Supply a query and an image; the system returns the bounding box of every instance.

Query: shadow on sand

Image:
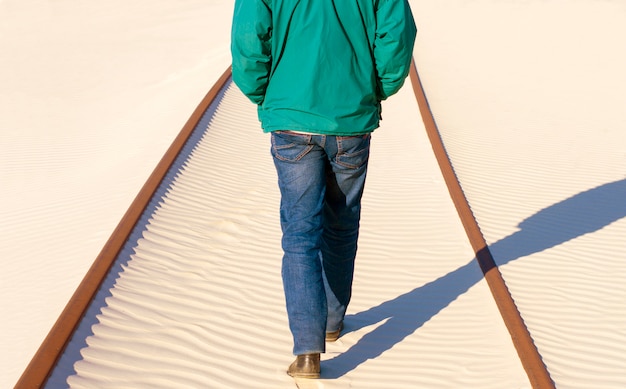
[322,178,626,378]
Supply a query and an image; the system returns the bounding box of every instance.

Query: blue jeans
[271,131,371,355]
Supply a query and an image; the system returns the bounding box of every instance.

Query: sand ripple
[414,1,626,386]
[46,82,531,388]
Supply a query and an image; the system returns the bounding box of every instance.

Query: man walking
[231,0,416,378]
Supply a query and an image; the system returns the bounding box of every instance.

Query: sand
[1,0,624,388]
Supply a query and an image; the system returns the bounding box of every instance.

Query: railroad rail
[409,61,555,389]
[15,62,554,388]
[14,68,233,389]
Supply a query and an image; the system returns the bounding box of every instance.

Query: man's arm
[231,0,272,105]
[374,0,417,100]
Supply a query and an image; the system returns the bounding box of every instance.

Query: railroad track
[14,67,232,389]
[409,62,554,389]
[15,63,554,388]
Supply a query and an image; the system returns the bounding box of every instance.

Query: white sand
[413,1,626,387]
[1,0,624,388]
[45,79,528,388]
[0,1,231,386]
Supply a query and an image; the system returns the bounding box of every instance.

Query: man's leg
[321,134,371,335]
[271,131,328,356]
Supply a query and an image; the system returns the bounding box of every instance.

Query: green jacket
[231,0,416,135]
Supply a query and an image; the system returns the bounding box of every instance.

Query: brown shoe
[287,353,320,378]
[325,322,344,342]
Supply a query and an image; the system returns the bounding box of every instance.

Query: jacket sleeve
[374,0,417,100]
[230,0,272,105]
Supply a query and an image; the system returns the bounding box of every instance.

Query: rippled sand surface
[47,82,527,388]
[415,1,626,387]
[3,1,625,388]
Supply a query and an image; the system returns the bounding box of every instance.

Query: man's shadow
[322,178,626,378]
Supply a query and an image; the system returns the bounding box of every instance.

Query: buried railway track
[15,62,554,388]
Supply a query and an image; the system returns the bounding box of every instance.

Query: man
[231,0,416,378]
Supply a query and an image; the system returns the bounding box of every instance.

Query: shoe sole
[287,372,320,379]
[325,332,340,342]
[325,322,344,342]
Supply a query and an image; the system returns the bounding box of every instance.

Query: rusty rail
[15,67,233,389]
[17,60,554,388]
[409,60,555,389]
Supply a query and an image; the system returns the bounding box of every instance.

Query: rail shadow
[323,178,626,378]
